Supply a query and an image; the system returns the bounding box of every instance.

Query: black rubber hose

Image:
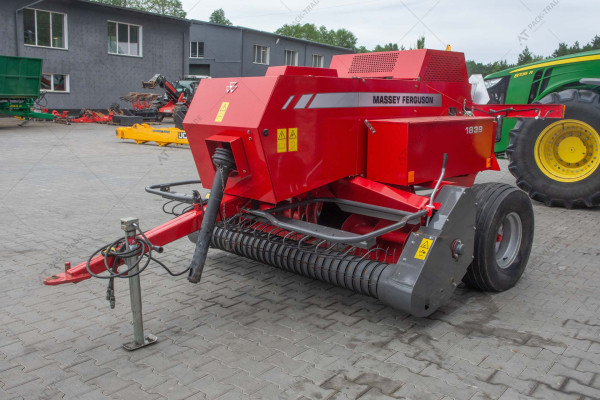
[188,148,236,283]
[211,225,390,298]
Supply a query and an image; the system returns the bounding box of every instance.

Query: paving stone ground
[0,119,599,400]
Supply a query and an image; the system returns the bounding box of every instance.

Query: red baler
[46,50,564,320]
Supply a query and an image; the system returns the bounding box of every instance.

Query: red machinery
[142,74,191,127]
[45,50,564,326]
[51,109,113,124]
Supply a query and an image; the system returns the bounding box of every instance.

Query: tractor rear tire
[507,90,600,208]
[463,183,534,292]
[173,104,188,130]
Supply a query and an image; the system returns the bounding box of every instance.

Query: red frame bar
[44,207,204,285]
[472,104,565,119]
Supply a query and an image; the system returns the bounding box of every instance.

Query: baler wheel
[463,183,534,292]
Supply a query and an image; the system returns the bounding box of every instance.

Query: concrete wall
[1,0,189,109]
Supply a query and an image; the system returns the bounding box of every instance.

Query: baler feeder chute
[45,50,562,325]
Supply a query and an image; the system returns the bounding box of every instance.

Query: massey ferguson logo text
[304,92,442,109]
[226,82,238,93]
[372,95,436,105]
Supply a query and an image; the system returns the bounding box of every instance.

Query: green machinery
[0,55,55,122]
[485,50,600,208]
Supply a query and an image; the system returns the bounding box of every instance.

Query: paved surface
[0,119,599,400]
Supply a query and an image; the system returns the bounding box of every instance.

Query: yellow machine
[115,124,189,146]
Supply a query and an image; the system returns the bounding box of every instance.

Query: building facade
[188,21,354,78]
[1,0,353,110]
[1,0,189,109]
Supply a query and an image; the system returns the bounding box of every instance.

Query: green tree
[466,60,512,76]
[368,37,421,53]
[552,36,600,57]
[144,0,186,18]
[94,0,125,5]
[275,23,357,49]
[552,42,570,58]
[582,35,600,51]
[467,36,600,77]
[91,0,185,17]
[331,28,358,49]
[415,36,425,50]
[517,46,543,65]
[373,43,399,52]
[209,9,232,26]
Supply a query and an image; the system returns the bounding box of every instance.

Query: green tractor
[0,55,55,124]
[485,50,600,208]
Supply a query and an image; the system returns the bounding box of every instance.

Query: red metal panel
[330,50,428,79]
[205,135,251,179]
[258,75,363,203]
[265,65,338,77]
[330,177,430,213]
[366,116,495,186]
[183,76,278,203]
[330,49,468,83]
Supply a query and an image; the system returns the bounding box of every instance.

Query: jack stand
[120,217,158,351]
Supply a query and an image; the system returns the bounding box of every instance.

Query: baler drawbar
[45,50,564,347]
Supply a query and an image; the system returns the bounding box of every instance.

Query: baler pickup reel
[45,49,565,349]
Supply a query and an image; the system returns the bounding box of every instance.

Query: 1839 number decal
[465,125,483,134]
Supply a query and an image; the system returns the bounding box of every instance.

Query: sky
[179,0,599,64]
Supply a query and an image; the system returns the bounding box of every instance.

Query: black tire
[507,90,600,208]
[173,104,188,130]
[109,103,122,114]
[463,183,534,292]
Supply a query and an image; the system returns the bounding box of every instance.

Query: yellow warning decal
[277,129,287,153]
[414,238,433,260]
[214,102,229,122]
[288,128,298,152]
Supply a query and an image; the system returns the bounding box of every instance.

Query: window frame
[23,8,68,50]
[41,73,70,93]
[107,20,143,57]
[284,50,299,66]
[312,54,324,68]
[190,41,205,59]
[253,45,270,65]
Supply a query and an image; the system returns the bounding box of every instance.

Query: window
[190,42,204,58]
[23,8,66,49]
[312,54,324,68]
[284,50,298,66]
[253,45,270,65]
[108,21,142,56]
[189,64,210,76]
[41,73,69,92]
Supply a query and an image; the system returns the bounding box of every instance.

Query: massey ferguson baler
[45,50,564,349]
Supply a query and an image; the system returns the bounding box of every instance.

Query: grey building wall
[0,0,23,56]
[189,23,242,78]
[189,22,354,78]
[2,0,189,110]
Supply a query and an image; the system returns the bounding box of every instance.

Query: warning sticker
[288,128,298,152]
[214,102,229,122]
[277,129,287,153]
[414,238,433,260]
